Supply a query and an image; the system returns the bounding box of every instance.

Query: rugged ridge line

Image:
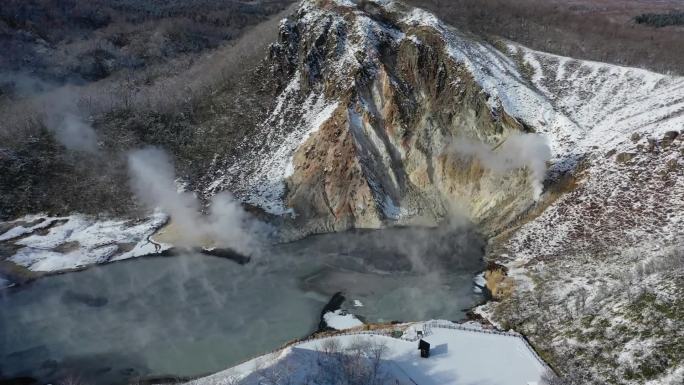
[203,0,552,239]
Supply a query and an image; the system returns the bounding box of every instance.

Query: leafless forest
[0,0,296,219]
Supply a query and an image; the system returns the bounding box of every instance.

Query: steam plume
[33,86,100,154]
[127,147,267,254]
[50,112,99,154]
[449,132,551,199]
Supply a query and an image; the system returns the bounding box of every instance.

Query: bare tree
[368,340,389,385]
[320,338,342,356]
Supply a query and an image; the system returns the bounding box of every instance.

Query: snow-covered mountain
[194,0,683,383]
[201,0,682,236]
[201,0,555,237]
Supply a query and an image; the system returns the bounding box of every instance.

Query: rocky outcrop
[205,0,547,239]
[284,1,544,237]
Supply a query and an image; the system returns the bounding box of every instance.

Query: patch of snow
[473,272,486,287]
[332,0,357,7]
[0,215,65,241]
[473,272,486,293]
[10,246,116,272]
[175,178,189,193]
[400,6,442,28]
[645,366,684,385]
[406,34,422,46]
[323,310,364,330]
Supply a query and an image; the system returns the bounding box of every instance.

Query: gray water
[0,226,484,384]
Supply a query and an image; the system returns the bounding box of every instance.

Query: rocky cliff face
[203,0,551,238]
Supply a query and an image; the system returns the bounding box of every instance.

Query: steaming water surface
[0,227,484,384]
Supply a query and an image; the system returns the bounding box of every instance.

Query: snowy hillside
[467,39,684,385]
[199,0,682,237]
[197,0,562,236]
[478,61,684,383]
[0,213,170,273]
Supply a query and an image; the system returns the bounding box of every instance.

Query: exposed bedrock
[215,0,543,240]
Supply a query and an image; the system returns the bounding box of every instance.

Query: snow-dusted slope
[197,0,560,236]
[205,78,340,215]
[480,42,684,385]
[200,0,682,242]
[518,45,684,156]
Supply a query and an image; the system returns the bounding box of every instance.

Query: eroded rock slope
[202,0,555,238]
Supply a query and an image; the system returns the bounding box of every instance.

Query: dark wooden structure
[418,339,430,358]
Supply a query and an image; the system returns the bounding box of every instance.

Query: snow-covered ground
[0,212,171,273]
[323,310,364,330]
[0,215,64,241]
[188,321,548,385]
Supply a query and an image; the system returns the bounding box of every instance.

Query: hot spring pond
[0,226,485,384]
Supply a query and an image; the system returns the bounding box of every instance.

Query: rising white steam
[449,132,551,200]
[41,88,99,153]
[127,147,267,254]
[0,73,99,153]
[50,112,99,153]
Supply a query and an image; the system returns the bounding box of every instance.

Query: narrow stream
[0,226,485,384]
